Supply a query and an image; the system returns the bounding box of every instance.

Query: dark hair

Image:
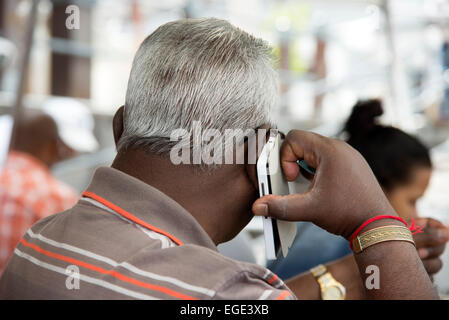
[344,99,432,191]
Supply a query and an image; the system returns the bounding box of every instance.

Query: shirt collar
[83,166,218,251]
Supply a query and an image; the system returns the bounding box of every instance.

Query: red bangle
[349,215,423,251]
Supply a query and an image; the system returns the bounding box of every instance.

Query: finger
[279,140,301,181]
[414,226,449,248]
[425,217,448,229]
[422,258,443,276]
[418,244,446,259]
[252,192,315,221]
[280,130,324,181]
[415,217,446,229]
[418,248,427,259]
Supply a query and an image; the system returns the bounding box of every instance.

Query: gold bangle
[351,225,415,254]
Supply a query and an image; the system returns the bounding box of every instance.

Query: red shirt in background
[0,151,78,274]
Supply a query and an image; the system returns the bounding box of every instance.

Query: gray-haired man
[0,18,437,300]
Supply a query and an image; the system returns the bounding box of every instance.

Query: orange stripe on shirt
[268,274,278,284]
[275,290,291,300]
[19,238,196,300]
[82,191,183,246]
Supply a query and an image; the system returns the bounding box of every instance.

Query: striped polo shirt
[0,167,295,300]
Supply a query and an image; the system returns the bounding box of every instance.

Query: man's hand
[414,217,449,275]
[256,130,438,299]
[252,130,396,239]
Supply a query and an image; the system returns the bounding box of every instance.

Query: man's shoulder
[29,199,83,229]
[3,202,294,300]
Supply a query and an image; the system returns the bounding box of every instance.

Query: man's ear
[243,132,262,192]
[244,126,273,192]
[113,106,125,146]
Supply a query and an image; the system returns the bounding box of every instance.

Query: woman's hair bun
[344,99,383,140]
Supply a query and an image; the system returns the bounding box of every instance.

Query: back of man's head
[10,109,60,167]
[119,18,278,160]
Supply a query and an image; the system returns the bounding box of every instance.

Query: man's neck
[111,148,254,245]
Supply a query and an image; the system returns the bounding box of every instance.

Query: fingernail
[418,248,429,259]
[253,204,268,216]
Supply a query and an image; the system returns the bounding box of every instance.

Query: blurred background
[1,0,449,294]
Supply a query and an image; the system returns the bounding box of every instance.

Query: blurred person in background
[345,99,432,222]
[0,110,77,274]
[0,98,98,275]
[269,99,449,281]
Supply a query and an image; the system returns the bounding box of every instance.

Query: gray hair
[118,18,279,159]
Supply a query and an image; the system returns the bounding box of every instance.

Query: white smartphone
[256,130,297,260]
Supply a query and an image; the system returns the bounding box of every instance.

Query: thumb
[252,193,314,221]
